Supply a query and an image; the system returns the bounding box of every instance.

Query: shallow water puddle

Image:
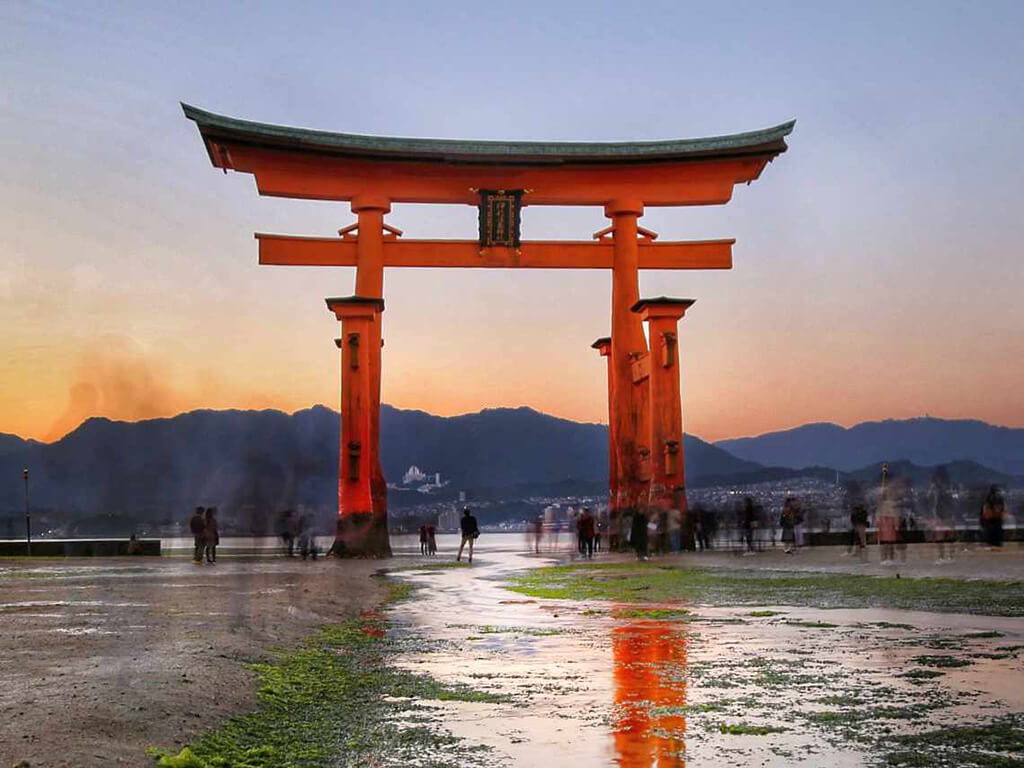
[389,546,1024,766]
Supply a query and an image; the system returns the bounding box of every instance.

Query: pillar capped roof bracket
[337,221,404,240]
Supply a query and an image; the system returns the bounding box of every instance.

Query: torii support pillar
[607,201,651,544]
[326,296,391,557]
[592,336,620,546]
[633,297,695,550]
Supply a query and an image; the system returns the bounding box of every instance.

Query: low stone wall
[807,528,1022,547]
[0,539,161,556]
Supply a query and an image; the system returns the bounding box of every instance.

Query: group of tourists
[277,508,319,559]
[188,506,219,564]
[417,523,438,555]
[848,477,1011,564]
[182,478,1010,565]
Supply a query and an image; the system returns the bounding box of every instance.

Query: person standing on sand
[928,466,955,562]
[780,498,797,554]
[189,506,206,564]
[630,511,648,560]
[457,507,479,563]
[850,503,869,558]
[741,497,757,555]
[427,524,437,556]
[877,487,899,565]
[204,507,219,564]
[419,524,429,556]
[578,507,596,559]
[982,486,1006,549]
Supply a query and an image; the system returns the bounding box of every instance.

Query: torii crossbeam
[184,103,794,556]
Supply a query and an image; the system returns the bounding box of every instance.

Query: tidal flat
[486,559,1024,766]
[3,539,1023,767]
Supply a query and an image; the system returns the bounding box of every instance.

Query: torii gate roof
[183,103,794,166]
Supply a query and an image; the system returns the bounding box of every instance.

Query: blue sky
[2,0,1023,441]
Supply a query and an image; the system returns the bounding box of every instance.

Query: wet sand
[0,557,385,768]
[388,538,1024,767]
[2,537,1021,767]
[635,539,1024,581]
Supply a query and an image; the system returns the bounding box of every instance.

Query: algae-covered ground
[501,560,1024,767]
[149,583,505,768]
[507,561,1024,616]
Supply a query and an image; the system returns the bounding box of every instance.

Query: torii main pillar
[634,297,695,549]
[607,200,652,538]
[350,196,390,555]
[326,296,390,556]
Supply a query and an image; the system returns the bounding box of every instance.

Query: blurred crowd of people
[520,467,1015,564]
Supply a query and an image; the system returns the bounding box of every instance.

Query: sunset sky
[2,1,1023,444]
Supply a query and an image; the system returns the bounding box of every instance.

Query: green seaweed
[897,669,945,680]
[613,606,690,620]
[884,715,1024,767]
[149,582,504,768]
[506,562,1024,616]
[718,722,787,735]
[911,655,972,668]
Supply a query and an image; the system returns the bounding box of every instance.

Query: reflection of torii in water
[183,103,794,557]
[613,619,688,766]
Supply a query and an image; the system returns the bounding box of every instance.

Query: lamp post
[23,469,31,556]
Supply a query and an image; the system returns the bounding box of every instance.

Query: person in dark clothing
[982,486,1006,548]
[693,505,710,552]
[298,510,317,560]
[576,510,587,555]
[741,497,757,554]
[279,509,296,557]
[419,524,429,556]
[189,506,206,563]
[630,511,648,560]
[850,504,869,556]
[780,497,797,554]
[203,507,219,564]
[578,507,596,559]
[427,524,437,556]
[457,507,479,563]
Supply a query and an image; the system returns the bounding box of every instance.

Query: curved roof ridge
[182,103,794,164]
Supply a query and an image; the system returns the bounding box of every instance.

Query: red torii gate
[184,104,793,556]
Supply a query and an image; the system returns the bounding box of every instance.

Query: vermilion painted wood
[635,300,695,545]
[184,105,794,552]
[255,234,734,270]
[221,145,771,206]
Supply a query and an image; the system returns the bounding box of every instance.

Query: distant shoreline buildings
[390,465,449,495]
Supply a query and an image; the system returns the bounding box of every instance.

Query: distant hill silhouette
[716,418,1024,475]
[694,460,1018,491]
[843,459,1019,488]
[0,433,36,457]
[0,405,758,526]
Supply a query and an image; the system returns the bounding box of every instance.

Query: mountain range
[0,406,753,528]
[0,409,1018,532]
[716,418,1024,475]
